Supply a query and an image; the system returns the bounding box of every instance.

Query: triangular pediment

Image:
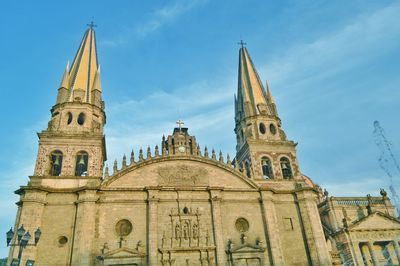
[229,244,265,254]
[100,247,145,259]
[350,212,400,231]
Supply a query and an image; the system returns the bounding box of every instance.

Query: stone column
[71,190,98,265]
[367,242,378,266]
[352,241,366,266]
[295,190,332,266]
[259,190,284,265]
[147,189,159,266]
[393,240,400,264]
[209,189,226,266]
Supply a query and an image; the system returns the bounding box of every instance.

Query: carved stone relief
[158,165,208,186]
[159,207,215,266]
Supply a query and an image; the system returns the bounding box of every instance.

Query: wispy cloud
[135,0,207,37]
[99,0,208,47]
[264,2,400,94]
[105,80,236,165]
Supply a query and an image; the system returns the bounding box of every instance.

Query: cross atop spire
[237,40,247,49]
[87,21,97,29]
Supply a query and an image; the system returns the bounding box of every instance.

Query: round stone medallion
[115,219,133,236]
[235,217,249,233]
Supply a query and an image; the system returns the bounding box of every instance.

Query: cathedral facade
[7,27,400,266]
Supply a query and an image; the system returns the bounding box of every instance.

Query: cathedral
[7,26,400,266]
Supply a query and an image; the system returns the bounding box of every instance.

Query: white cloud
[135,0,208,37]
[263,2,400,93]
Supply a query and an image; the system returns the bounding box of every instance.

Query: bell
[53,155,60,167]
[281,163,288,170]
[78,156,85,166]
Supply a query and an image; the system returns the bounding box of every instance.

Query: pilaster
[71,190,98,265]
[259,190,284,265]
[146,188,159,265]
[209,189,226,266]
[295,190,331,266]
[8,190,47,265]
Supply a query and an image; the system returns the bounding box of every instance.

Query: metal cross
[176,120,184,131]
[238,40,247,48]
[87,21,97,29]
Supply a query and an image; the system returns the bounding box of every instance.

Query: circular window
[115,219,133,237]
[183,207,189,214]
[259,123,266,134]
[67,112,73,125]
[269,123,277,135]
[235,218,250,233]
[58,236,68,245]
[77,113,85,125]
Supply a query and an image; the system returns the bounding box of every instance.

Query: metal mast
[373,120,400,217]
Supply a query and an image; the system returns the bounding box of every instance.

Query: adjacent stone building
[7,26,400,266]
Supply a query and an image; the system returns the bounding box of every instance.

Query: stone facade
[7,27,400,266]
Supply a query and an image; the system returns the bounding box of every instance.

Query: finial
[204,146,209,158]
[227,154,231,165]
[380,188,387,198]
[219,151,224,163]
[130,150,135,165]
[162,145,167,156]
[87,21,97,30]
[197,144,201,156]
[234,159,239,170]
[155,145,159,158]
[122,154,127,169]
[113,159,118,174]
[104,165,109,178]
[211,149,216,160]
[238,40,247,49]
[147,146,151,159]
[139,148,144,162]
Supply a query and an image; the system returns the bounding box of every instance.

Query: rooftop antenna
[373,120,400,217]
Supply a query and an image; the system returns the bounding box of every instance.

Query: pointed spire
[91,66,102,92]
[227,154,231,166]
[204,146,209,158]
[122,154,127,169]
[237,46,269,118]
[139,148,144,162]
[59,62,70,89]
[155,145,159,158]
[104,164,109,179]
[211,149,216,160]
[66,26,99,103]
[130,150,135,165]
[219,151,224,163]
[113,159,118,174]
[147,146,151,159]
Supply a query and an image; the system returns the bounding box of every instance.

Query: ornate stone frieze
[158,165,208,186]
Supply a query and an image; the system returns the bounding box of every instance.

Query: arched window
[261,157,273,179]
[75,151,88,176]
[280,157,293,179]
[49,150,63,176]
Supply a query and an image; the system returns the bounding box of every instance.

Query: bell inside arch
[78,156,85,166]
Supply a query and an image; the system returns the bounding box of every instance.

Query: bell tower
[234,45,300,180]
[33,25,106,180]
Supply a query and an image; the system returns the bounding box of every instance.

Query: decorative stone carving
[158,165,208,186]
[235,218,250,233]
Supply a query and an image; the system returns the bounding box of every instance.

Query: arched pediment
[102,156,259,190]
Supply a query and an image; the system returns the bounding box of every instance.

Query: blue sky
[0,0,399,257]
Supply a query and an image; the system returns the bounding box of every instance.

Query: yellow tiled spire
[67,26,99,103]
[237,47,270,119]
